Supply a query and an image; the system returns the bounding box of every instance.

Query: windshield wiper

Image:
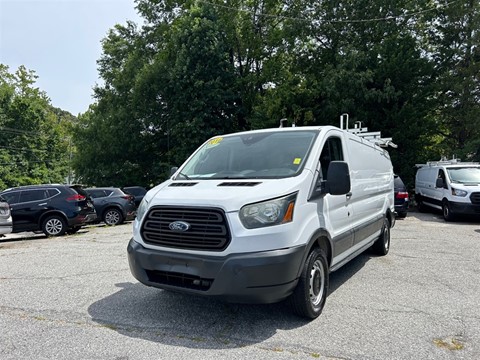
[177,172,191,180]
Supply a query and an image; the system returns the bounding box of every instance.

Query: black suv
[0,184,97,236]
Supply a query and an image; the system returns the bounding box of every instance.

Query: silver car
[0,195,13,236]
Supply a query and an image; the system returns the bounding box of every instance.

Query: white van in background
[128,120,396,319]
[415,159,480,221]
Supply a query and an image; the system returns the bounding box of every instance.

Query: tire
[372,217,390,256]
[442,200,455,222]
[397,212,407,219]
[42,215,67,237]
[103,208,123,226]
[289,248,329,319]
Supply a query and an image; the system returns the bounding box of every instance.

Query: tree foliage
[34,0,480,189]
[425,0,480,161]
[0,65,70,190]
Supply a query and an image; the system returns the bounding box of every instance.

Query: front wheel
[289,248,329,319]
[372,217,390,256]
[42,215,67,237]
[442,201,455,222]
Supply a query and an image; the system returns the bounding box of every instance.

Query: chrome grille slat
[141,206,231,251]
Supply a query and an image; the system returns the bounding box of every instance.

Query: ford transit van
[415,159,480,221]
[128,125,396,319]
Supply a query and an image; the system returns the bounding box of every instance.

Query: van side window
[320,137,344,179]
[438,169,448,189]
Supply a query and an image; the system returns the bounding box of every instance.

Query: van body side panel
[345,134,393,245]
[415,168,439,209]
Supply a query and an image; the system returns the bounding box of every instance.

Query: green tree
[251,0,439,186]
[152,4,239,164]
[73,0,477,189]
[426,0,480,161]
[0,64,70,189]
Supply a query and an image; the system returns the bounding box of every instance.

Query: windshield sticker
[293,158,302,165]
[207,137,223,147]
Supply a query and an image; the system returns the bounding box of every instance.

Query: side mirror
[170,167,178,177]
[309,161,351,200]
[435,178,444,188]
[325,161,351,195]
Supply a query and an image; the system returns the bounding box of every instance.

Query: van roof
[416,160,479,168]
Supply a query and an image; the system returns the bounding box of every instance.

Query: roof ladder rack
[340,114,398,148]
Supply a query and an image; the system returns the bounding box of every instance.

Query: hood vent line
[218,182,261,187]
[169,183,198,187]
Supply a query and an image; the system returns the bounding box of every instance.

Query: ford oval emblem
[169,221,191,232]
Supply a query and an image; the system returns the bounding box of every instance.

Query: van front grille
[470,192,480,205]
[141,206,230,251]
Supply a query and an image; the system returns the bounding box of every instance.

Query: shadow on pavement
[88,253,371,348]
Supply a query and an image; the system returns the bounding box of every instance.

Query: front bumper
[450,201,480,215]
[127,238,306,304]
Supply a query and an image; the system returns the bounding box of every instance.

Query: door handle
[38,203,47,206]
[346,192,352,198]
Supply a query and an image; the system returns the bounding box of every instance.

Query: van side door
[313,131,354,260]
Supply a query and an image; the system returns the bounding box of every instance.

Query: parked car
[84,187,136,226]
[122,186,147,207]
[0,184,97,237]
[394,174,409,218]
[0,194,13,236]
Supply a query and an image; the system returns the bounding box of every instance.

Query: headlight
[136,198,149,222]
[239,193,297,229]
[451,188,467,197]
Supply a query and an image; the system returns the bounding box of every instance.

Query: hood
[146,173,311,212]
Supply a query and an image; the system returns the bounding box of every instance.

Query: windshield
[446,167,480,184]
[177,130,318,179]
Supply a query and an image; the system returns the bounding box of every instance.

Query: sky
[0,0,142,115]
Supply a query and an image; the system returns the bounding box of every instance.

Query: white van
[415,159,480,221]
[128,124,395,319]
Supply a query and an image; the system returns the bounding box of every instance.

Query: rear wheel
[289,248,329,319]
[42,215,67,237]
[442,200,455,222]
[103,208,123,226]
[372,217,390,256]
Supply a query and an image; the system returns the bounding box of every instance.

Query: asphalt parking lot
[1,212,479,360]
